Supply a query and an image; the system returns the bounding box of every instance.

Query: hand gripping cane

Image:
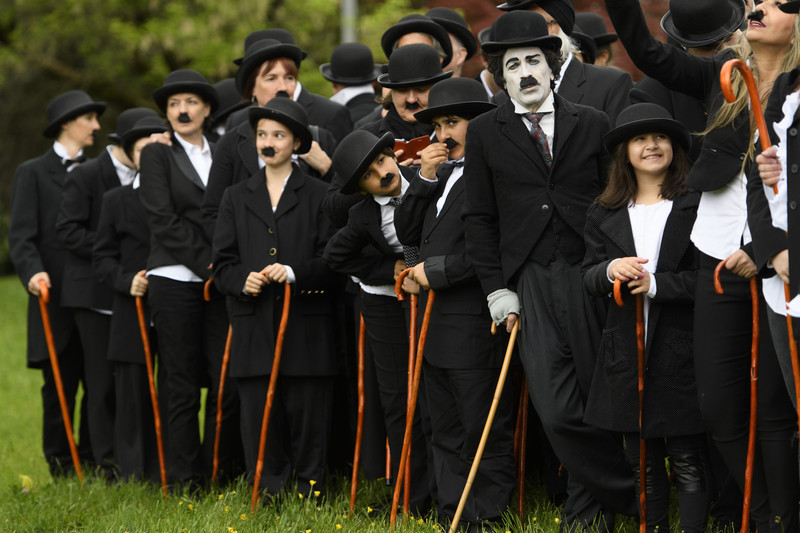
[134,288,168,496]
[613,279,646,533]
[449,319,520,533]
[251,281,292,512]
[714,260,760,533]
[37,280,83,482]
[390,268,435,530]
[204,277,233,485]
[720,59,800,533]
[349,313,367,516]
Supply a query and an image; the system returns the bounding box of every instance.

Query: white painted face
[502,46,553,112]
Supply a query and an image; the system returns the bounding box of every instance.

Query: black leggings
[694,254,799,532]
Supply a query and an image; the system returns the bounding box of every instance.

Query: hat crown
[162,69,209,87]
[426,7,469,27]
[132,115,167,130]
[263,97,309,129]
[243,28,295,53]
[46,90,95,123]
[330,43,376,78]
[386,43,444,84]
[615,103,673,129]
[669,0,734,36]
[427,78,490,109]
[115,108,159,138]
[494,11,552,43]
[575,12,610,37]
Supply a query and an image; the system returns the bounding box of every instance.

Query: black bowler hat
[482,11,562,54]
[780,0,800,13]
[43,90,107,138]
[603,103,691,153]
[152,69,219,114]
[426,7,478,59]
[212,78,246,123]
[496,0,575,36]
[248,97,312,154]
[381,14,454,67]
[377,44,453,89]
[236,38,305,94]
[571,24,597,64]
[319,43,382,85]
[661,0,745,48]
[120,115,168,157]
[335,130,396,194]
[108,107,160,144]
[233,28,307,65]
[414,78,496,124]
[575,12,618,46]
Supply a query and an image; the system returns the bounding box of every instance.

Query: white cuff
[284,265,296,284]
[606,258,621,283]
[647,273,657,299]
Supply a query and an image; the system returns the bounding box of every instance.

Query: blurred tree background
[0,0,661,275]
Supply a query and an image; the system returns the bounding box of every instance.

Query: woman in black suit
[605,0,800,528]
[212,98,338,496]
[139,69,242,488]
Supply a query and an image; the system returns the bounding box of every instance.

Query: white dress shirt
[108,146,137,186]
[53,141,84,173]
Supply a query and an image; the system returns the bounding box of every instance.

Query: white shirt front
[513,91,556,157]
[53,141,84,173]
[108,146,137,186]
[690,171,752,260]
[419,159,465,217]
[330,84,375,107]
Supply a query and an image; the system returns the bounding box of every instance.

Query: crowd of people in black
[9,0,800,531]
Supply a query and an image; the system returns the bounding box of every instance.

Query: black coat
[296,86,353,143]
[138,139,215,280]
[56,149,121,310]
[462,94,611,295]
[8,148,77,367]
[212,170,338,378]
[93,184,153,364]
[394,165,501,369]
[344,92,380,125]
[359,106,434,142]
[581,193,705,437]
[201,117,337,240]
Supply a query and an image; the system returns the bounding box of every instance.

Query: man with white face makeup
[462,11,637,531]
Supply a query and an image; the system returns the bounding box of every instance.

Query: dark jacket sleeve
[56,167,95,259]
[8,161,44,284]
[93,192,136,295]
[581,203,616,297]
[212,187,251,298]
[323,213,398,286]
[202,131,238,240]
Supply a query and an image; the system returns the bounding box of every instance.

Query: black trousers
[41,328,92,477]
[73,309,116,473]
[694,254,799,533]
[516,255,637,529]
[237,375,334,496]
[361,291,431,513]
[424,360,515,524]
[147,276,241,485]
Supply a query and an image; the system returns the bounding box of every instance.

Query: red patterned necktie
[524,112,552,168]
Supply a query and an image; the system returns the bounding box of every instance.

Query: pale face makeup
[502,46,553,112]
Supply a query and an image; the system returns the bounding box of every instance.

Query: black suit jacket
[462,94,611,295]
[296,86,353,143]
[212,170,338,377]
[139,139,215,279]
[201,116,338,240]
[93,184,153,364]
[56,149,122,309]
[8,148,77,367]
[394,165,502,369]
[581,193,704,437]
[345,92,380,124]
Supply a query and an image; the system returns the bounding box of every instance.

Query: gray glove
[487,288,520,325]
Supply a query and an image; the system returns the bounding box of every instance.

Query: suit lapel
[45,148,66,185]
[555,59,585,105]
[99,150,122,189]
[238,122,259,176]
[552,96,578,170]
[274,170,302,220]
[426,173,464,237]
[244,174,276,230]
[170,142,206,190]
[498,101,547,173]
[600,206,636,257]
[655,193,699,272]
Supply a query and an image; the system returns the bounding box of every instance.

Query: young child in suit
[582,103,708,532]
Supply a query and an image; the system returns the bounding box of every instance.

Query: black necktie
[62,155,87,169]
[388,196,420,266]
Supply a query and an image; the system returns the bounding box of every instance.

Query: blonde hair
[704,16,800,163]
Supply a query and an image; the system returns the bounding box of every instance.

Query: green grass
[0,275,735,532]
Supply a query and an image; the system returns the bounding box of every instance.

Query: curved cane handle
[394,267,413,301]
[38,279,50,304]
[613,279,624,308]
[720,59,772,152]
[713,258,729,295]
[203,277,214,302]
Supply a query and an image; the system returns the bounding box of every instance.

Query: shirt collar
[512,90,555,116]
[107,145,137,186]
[173,131,210,155]
[554,53,573,93]
[330,84,375,106]
[373,175,409,205]
[53,141,83,163]
[292,81,303,102]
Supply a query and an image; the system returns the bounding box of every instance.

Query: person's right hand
[130,270,149,297]
[419,143,448,180]
[28,272,50,296]
[756,145,782,187]
[726,249,758,279]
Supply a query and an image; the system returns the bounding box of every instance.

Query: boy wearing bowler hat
[462,11,637,530]
[393,77,515,530]
[323,130,431,513]
[56,106,161,479]
[320,42,381,124]
[9,89,106,477]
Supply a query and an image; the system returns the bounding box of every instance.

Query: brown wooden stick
[212,324,233,484]
[449,320,519,533]
[404,294,417,515]
[38,280,83,482]
[350,313,366,516]
[250,282,292,512]
[517,379,529,519]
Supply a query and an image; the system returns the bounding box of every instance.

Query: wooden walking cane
[404,285,419,515]
[37,280,83,482]
[613,279,646,533]
[250,281,292,512]
[515,379,529,518]
[390,268,435,530]
[720,58,800,434]
[350,313,367,516]
[449,319,519,533]
[714,260,760,533]
[203,278,233,485]
[135,292,168,496]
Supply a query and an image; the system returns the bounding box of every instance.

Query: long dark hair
[596,136,690,210]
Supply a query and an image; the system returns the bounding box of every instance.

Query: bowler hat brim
[429,16,478,59]
[660,0,745,47]
[381,18,454,67]
[414,101,496,124]
[340,132,396,194]
[496,0,540,11]
[43,102,107,138]
[248,106,313,155]
[378,70,453,89]
[481,34,562,54]
[153,83,218,115]
[603,117,692,154]
[121,123,169,157]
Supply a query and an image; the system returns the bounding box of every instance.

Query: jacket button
[541,204,550,212]
[739,154,745,161]
[424,238,430,244]
[792,164,799,174]
[790,128,798,137]
[791,201,798,210]
[269,248,277,256]
[268,228,274,234]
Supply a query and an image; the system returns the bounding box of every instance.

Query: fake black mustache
[380,172,396,187]
[275,91,290,98]
[404,102,421,111]
[261,147,276,157]
[747,10,764,21]
[519,77,539,89]
[444,138,458,150]
[178,113,192,123]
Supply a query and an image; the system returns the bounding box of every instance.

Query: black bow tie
[62,155,86,168]
[448,159,464,168]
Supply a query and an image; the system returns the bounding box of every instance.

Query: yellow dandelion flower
[418,518,424,524]
[367,506,373,513]
[240,513,247,520]
[310,480,317,486]
[314,491,320,497]
[336,525,343,529]
[371,523,376,527]
[306,530,311,533]
[232,490,236,494]
[532,517,537,522]
[343,513,348,518]
[228,528,234,532]
[188,504,193,510]
[555,517,561,524]
[225,506,230,512]
[299,493,304,499]
[219,494,224,499]
[178,501,183,506]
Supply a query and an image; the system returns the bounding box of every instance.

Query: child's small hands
[627,270,651,295]
[609,257,649,282]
